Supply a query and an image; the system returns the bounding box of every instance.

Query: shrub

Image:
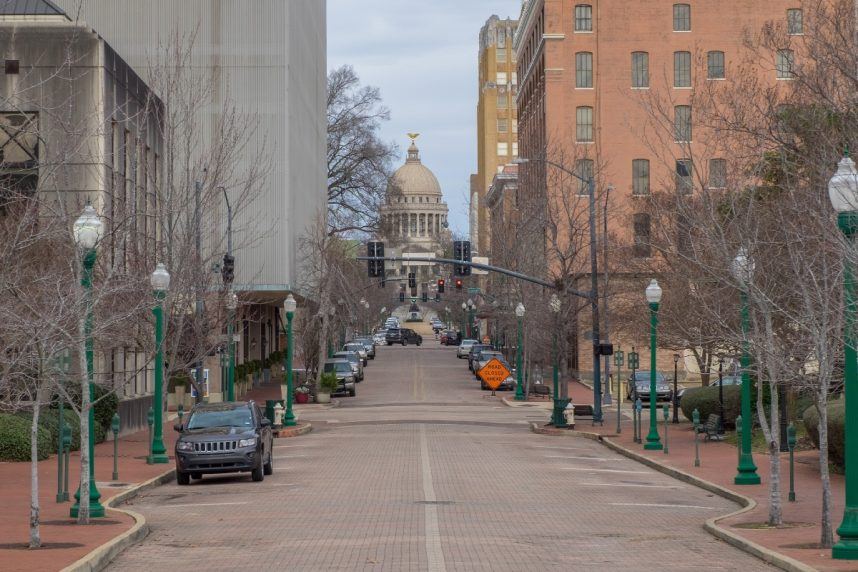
[92,385,118,435]
[319,371,339,394]
[0,413,52,462]
[37,408,83,452]
[803,400,845,469]
[680,385,741,427]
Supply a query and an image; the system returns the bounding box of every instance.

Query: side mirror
[260,418,272,428]
[173,422,183,432]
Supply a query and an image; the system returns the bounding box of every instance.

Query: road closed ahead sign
[478,358,511,391]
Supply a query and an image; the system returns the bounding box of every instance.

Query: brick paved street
[110,340,771,571]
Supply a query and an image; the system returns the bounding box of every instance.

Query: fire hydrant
[273,403,284,428]
[564,401,575,429]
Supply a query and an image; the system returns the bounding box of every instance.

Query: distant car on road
[400,328,423,346]
[373,332,386,345]
[468,344,492,371]
[628,371,672,402]
[457,339,477,358]
[323,359,357,396]
[333,351,364,381]
[386,327,404,345]
[174,401,273,485]
[343,342,368,365]
[354,337,376,359]
[473,350,504,378]
[676,374,742,405]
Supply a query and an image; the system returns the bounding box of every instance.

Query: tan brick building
[514,0,803,381]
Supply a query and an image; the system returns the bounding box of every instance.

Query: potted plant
[168,372,191,409]
[317,372,338,404]
[295,384,310,404]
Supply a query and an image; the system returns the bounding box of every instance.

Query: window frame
[574,4,593,32]
[575,51,593,88]
[497,142,509,156]
[707,50,725,80]
[708,158,727,189]
[631,51,650,88]
[673,4,691,32]
[776,48,795,79]
[633,213,652,257]
[675,158,694,194]
[674,51,692,88]
[576,158,594,195]
[497,118,508,133]
[576,106,594,143]
[787,8,803,35]
[674,105,692,142]
[632,159,650,196]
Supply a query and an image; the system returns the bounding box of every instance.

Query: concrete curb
[61,467,176,572]
[275,422,313,438]
[529,423,817,572]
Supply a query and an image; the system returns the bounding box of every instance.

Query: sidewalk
[0,391,321,572]
[526,380,850,572]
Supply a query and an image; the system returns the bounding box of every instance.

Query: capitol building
[379,135,451,286]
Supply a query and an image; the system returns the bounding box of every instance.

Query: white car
[373,332,386,344]
[457,339,477,358]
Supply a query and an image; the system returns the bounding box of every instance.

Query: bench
[531,385,551,399]
[695,414,724,441]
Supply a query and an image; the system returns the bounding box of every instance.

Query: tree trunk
[29,401,42,548]
[767,382,783,526]
[816,398,834,546]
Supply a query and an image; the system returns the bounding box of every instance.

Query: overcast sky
[328,0,523,235]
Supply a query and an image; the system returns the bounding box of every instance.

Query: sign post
[477,358,512,397]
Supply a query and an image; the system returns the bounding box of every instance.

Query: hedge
[803,400,845,469]
[0,413,53,462]
[680,385,742,427]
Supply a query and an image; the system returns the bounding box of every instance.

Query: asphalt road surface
[109,339,770,571]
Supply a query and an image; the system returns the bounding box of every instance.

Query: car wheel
[417,340,422,346]
[191,472,202,480]
[251,458,264,482]
[177,469,190,485]
[402,340,407,346]
[349,388,356,397]
[263,452,273,475]
[387,342,392,346]
[363,359,368,366]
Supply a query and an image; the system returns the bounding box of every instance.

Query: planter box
[316,392,331,404]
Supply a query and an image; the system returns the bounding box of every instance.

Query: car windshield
[324,362,351,374]
[346,344,362,351]
[461,340,476,347]
[387,328,400,333]
[634,372,667,385]
[187,407,253,430]
[719,375,742,385]
[335,352,358,363]
[480,351,502,359]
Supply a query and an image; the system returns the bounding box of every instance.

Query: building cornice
[513,0,541,54]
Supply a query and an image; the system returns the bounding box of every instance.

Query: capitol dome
[387,140,443,198]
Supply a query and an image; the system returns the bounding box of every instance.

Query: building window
[576,159,594,194]
[497,72,508,85]
[631,52,649,88]
[511,72,518,85]
[709,158,727,188]
[632,159,650,195]
[787,9,803,34]
[674,51,691,87]
[497,92,508,107]
[512,142,518,156]
[575,5,593,31]
[497,48,507,63]
[674,105,692,142]
[633,213,651,257]
[4,59,20,74]
[673,4,691,31]
[576,106,594,142]
[498,142,509,156]
[576,52,593,88]
[707,51,725,79]
[497,28,506,47]
[512,120,518,133]
[776,49,795,79]
[675,158,693,194]
[497,118,508,132]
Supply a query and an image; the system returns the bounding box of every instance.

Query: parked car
[400,328,423,346]
[343,342,368,365]
[354,337,376,359]
[174,401,273,485]
[473,350,504,378]
[627,371,672,402]
[478,357,515,391]
[373,332,386,345]
[676,375,742,406]
[323,359,357,396]
[457,339,477,358]
[386,327,404,345]
[468,344,492,371]
[442,330,460,346]
[333,351,364,381]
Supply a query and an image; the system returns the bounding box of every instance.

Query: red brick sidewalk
[557,380,851,572]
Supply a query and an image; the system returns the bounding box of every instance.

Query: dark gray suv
[174,401,273,484]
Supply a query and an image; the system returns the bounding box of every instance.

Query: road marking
[162,502,249,509]
[273,455,307,460]
[419,424,446,572]
[543,455,625,462]
[609,502,720,510]
[558,467,650,474]
[578,482,683,489]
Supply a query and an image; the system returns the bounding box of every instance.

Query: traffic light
[422,291,428,302]
[221,254,235,284]
[453,240,472,276]
[408,272,416,288]
[437,278,445,293]
[367,241,385,277]
[455,278,463,290]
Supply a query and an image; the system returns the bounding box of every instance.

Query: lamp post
[149,263,170,464]
[830,152,858,560]
[364,300,370,334]
[359,298,366,334]
[549,294,565,426]
[282,294,297,427]
[644,279,663,451]
[514,302,526,401]
[467,298,476,340]
[731,247,761,485]
[461,301,467,337]
[672,353,681,423]
[70,204,105,519]
[717,357,725,435]
[226,292,238,401]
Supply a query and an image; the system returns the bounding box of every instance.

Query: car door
[256,406,272,460]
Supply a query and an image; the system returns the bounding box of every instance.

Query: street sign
[478,358,511,391]
[467,287,481,294]
[628,351,640,370]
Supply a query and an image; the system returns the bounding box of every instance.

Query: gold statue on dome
[407,132,420,143]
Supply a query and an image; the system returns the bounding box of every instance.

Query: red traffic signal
[437,278,445,293]
[455,278,463,290]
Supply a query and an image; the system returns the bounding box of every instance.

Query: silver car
[457,339,477,358]
[333,351,364,381]
[344,342,368,365]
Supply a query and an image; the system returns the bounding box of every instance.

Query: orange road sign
[478,358,512,391]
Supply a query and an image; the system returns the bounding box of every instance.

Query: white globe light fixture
[645,279,663,305]
[731,246,755,286]
[150,263,171,293]
[73,204,104,250]
[461,302,467,310]
[549,294,561,314]
[226,292,238,311]
[828,154,858,213]
[515,302,526,318]
[284,293,297,314]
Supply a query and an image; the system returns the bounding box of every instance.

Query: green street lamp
[461,301,467,337]
[70,204,105,519]
[282,294,297,427]
[514,302,526,401]
[731,247,761,485]
[643,279,663,451]
[467,298,476,340]
[364,300,370,334]
[226,292,238,401]
[549,294,565,426]
[830,152,858,560]
[149,263,170,464]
